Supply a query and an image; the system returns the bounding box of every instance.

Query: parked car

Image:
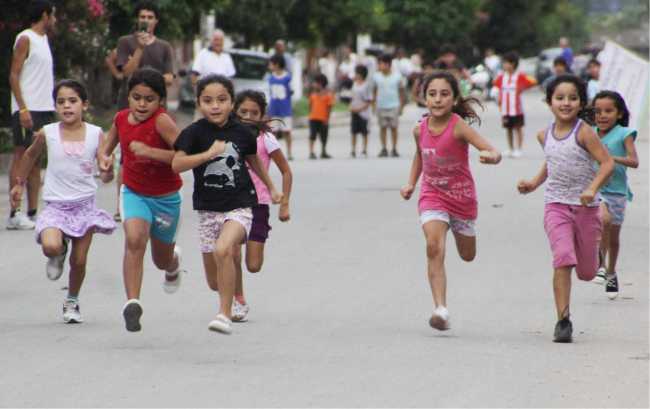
[535,47,563,84]
[178,48,270,111]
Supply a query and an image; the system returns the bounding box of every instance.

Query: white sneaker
[592,267,607,285]
[232,299,250,322]
[512,149,523,158]
[429,306,450,331]
[208,313,232,334]
[6,211,36,230]
[162,246,184,294]
[46,238,69,281]
[63,299,83,323]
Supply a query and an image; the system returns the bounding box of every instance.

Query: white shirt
[11,29,55,113]
[191,48,236,78]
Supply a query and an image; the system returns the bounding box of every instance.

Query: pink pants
[543,203,602,281]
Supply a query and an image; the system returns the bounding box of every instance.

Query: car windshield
[232,53,268,80]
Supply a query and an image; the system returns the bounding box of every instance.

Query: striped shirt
[493,71,536,117]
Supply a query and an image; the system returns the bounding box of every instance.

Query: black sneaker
[553,316,573,343]
[606,273,619,300]
[391,149,400,157]
[350,151,356,158]
[309,152,317,160]
[123,300,143,332]
[321,152,332,159]
[378,148,388,157]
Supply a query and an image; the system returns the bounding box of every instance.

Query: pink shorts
[198,208,253,253]
[543,203,602,281]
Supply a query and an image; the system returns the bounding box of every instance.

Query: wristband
[19,108,29,114]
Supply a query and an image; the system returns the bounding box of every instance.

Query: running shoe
[591,267,607,285]
[232,299,250,322]
[606,273,619,300]
[553,316,573,343]
[6,211,36,230]
[429,306,450,331]
[208,313,232,334]
[502,149,513,158]
[391,149,400,158]
[122,299,143,332]
[63,299,83,324]
[378,148,388,158]
[309,152,317,160]
[163,246,184,294]
[320,152,332,159]
[512,149,522,158]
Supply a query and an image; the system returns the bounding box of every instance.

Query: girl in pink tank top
[400,71,501,331]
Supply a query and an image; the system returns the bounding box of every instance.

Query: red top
[418,114,477,220]
[493,71,536,116]
[115,108,182,196]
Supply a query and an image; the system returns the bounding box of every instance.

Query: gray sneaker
[46,238,69,281]
[63,299,83,323]
[553,317,573,343]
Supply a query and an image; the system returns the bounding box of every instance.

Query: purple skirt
[35,197,116,243]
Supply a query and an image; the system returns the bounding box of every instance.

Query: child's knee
[247,260,262,273]
[459,248,476,262]
[42,242,61,258]
[426,240,445,260]
[214,243,233,260]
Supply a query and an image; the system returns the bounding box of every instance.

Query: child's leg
[122,219,150,300]
[285,131,293,159]
[67,231,93,298]
[553,266,572,320]
[379,126,387,150]
[599,202,611,267]
[41,227,65,258]
[514,126,524,150]
[351,132,357,154]
[451,232,476,262]
[390,126,398,151]
[422,220,449,308]
[320,123,329,154]
[233,244,244,299]
[308,121,317,156]
[151,237,179,273]
[362,132,368,154]
[245,241,265,273]
[607,225,622,274]
[115,168,122,217]
[202,252,219,291]
[26,164,40,215]
[213,221,247,318]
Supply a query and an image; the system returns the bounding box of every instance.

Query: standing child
[349,65,373,158]
[492,51,537,158]
[586,59,601,102]
[590,91,638,299]
[308,74,334,159]
[230,90,293,322]
[10,79,116,323]
[172,75,282,334]
[518,75,614,343]
[373,53,406,157]
[268,54,293,161]
[400,71,501,331]
[102,68,185,332]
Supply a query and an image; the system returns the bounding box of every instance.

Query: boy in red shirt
[493,51,537,158]
[308,74,334,159]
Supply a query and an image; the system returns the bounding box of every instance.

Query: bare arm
[102,121,120,158]
[10,130,45,207]
[246,154,282,204]
[95,130,114,183]
[9,36,33,129]
[398,83,406,114]
[171,139,225,173]
[517,131,547,193]
[455,120,501,164]
[120,34,147,77]
[613,135,639,168]
[128,113,179,164]
[401,125,422,200]
[269,149,293,221]
[579,126,614,203]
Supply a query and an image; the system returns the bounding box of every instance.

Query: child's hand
[129,141,151,157]
[206,140,225,160]
[400,184,415,200]
[98,154,113,173]
[10,184,24,209]
[279,203,290,222]
[517,180,536,194]
[271,190,283,204]
[580,188,596,206]
[479,150,501,164]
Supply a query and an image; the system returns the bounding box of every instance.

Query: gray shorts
[377,108,399,129]
[11,110,56,147]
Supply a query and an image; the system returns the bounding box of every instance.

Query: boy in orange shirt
[308,74,334,159]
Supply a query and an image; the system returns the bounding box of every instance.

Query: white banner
[598,41,650,139]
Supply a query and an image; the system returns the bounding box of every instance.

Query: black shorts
[309,120,329,141]
[249,204,271,243]
[351,113,368,135]
[11,111,56,147]
[502,115,524,129]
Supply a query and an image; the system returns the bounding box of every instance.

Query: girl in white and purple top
[10,80,116,324]
[232,90,293,322]
[518,75,614,343]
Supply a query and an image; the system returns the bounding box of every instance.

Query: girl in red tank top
[102,68,185,332]
[401,71,501,331]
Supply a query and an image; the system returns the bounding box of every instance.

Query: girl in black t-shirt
[172,75,282,335]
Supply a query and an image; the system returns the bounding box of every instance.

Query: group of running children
[10,59,638,342]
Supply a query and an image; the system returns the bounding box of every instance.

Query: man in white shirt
[191,29,236,86]
[7,0,56,230]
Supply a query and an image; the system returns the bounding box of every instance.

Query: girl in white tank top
[517,75,614,343]
[10,80,116,324]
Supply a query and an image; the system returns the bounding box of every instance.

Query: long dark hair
[593,90,630,127]
[421,71,483,125]
[128,67,166,100]
[545,74,591,122]
[233,89,274,134]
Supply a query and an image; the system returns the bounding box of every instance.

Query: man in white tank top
[7,0,56,230]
